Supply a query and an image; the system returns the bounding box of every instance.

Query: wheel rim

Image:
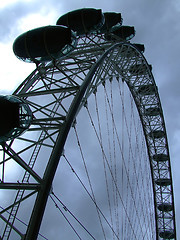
[0,29,176,239]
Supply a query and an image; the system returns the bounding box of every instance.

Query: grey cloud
[0,1,37,42]
[0,0,62,42]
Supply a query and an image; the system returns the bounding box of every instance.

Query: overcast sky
[0,0,180,239]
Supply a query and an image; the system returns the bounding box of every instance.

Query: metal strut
[24,43,121,240]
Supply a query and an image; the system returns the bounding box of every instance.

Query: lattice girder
[0,34,176,239]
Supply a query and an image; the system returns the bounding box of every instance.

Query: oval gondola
[133,43,145,52]
[56,8,104,36]
[105,26,135,41]
[129,64,152,76]
[144,107,160,116]
[0,95,32,143]
[137,84,155,95]
[155,178,171,186]
[13,25,77,63]
[159,231,175,239]
[153,154,169,162]
[158,203,173,212]
[99,12,123,33]
[148,130,166,139]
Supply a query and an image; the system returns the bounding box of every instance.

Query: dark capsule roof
[133,44,145,53]
[117,26,135,40]
[99,12,123,33]
[56,8,104,36]
[105,26,135,41]
[158,203,173,212]
[153,154,169,162]
[13,25,76,63]
[144,107,160,116]
[137,84,155,95]
[155,178,171,186]
[148,130,166,139]
[159,231,175,239]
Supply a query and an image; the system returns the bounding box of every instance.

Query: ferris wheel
[0,8,176,240]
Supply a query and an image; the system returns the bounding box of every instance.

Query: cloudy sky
[0,0,180,239]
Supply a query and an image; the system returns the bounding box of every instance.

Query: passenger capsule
[0,95,32,143]
[129,64,152,76]
[158,203,173,212]
[99,12,123,33]
[105,26,135,41]
[137,84,155,95]
[159,230,175,239]
[155,178,171,186]
[56,8,104,36]
[153,154,169,162]
[120,44,144,58]
[148,130,165,139]
[133,44,145,53]
[13,25,77,63]
[144,107,160,116]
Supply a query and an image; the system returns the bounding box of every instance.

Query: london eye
[0,8,176,240]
